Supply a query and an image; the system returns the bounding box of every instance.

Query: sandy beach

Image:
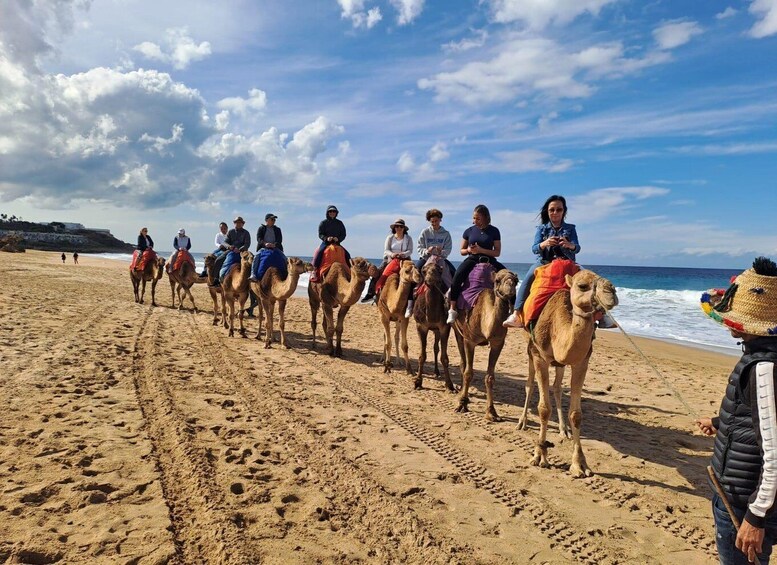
[0,251,734,564]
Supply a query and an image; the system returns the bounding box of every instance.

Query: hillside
[0,220,135,253]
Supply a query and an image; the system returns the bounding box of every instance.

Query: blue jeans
[713,493,777,564]
[514,261,541,311]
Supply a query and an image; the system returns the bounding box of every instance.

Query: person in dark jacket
[134,227,154,270]
[696,257,777,564]
[311,205,351,276]
[212,216,251,286]
[256,213,283,252]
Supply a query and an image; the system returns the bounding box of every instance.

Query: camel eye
[577,284,590,291]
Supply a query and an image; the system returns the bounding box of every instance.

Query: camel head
[493,269,518,300]
[204,254,217,284]
[154,257,166,279]
[350,257,373,281]
[287,256,306,275]
[565,270,618,315]
[421,260,443,286]
[240,250,254,268]
[399,260,422,285]
[303,261,314,272]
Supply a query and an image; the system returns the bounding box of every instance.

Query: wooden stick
[707,466,762,565]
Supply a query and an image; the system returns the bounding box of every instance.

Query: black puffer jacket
[711,337,777,507]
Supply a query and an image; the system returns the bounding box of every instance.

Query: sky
[0,0,776,268]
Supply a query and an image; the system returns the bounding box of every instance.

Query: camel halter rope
[599,302,699,420]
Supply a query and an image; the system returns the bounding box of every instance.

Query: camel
[221,251,254,337]
[203,254,228,327]
[167,259,207,311]
[130,255,166,306]
[308,257,372,357]
[251,256,306,348]
[451,268,518,421]
[413,257,454,391]
[520,269,618,478]
[377,260,421,374]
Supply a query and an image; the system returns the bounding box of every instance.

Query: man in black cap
[245,213,285,313]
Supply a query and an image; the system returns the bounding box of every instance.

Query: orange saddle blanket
[172,250,196,272]
[318,244,350,279]
[522,259,580,323]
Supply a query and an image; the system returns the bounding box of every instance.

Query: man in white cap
[167,228,192,273]
[697,256,777,564]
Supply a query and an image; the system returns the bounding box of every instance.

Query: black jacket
[136,234,154,252]
[318,217,346,244]
[711,337,777,523]
[256,225,283,252]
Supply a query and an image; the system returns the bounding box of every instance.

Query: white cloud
[716,7,738,19]
[672,141,777,155]
[397,151,415,172]
[749,0,777,38]
[653,20,703,50]
[567,187,669,222]
[428,141,449,162]
[487,0,617,30]
[389,0,425,25]
[418,38,669,105]
[443,30,488,53]
[59,115,128,157]
[140,123,184,155]
[133,28,211,70]
[469,149,573,173]
[338,0,383,29]
[216,88,268,116]
[397,141,450,180]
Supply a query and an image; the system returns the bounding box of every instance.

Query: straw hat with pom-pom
[701,256,777,336]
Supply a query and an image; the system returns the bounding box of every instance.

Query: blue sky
[1,0,776,267]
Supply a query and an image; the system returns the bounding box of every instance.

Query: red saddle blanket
[172,250,196,273]
[375,258,403,295]
[522,259,580,323]
[314,244,350,280]
[130,249,157,271]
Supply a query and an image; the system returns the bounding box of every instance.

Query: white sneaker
[502,311,524,329]
[446,310,458,324]
[405,301,413,319]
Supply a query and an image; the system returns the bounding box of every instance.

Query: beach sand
[0,251,732,564]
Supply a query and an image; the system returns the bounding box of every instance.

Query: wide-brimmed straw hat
[700,257,777,336]
[233,216,245,223]
[390,218,408,231]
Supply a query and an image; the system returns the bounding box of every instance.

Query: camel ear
[565,274,574,287]
[490,270,497,282]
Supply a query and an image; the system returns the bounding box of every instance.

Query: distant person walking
[73,252,78,265]
[61,253,66,264]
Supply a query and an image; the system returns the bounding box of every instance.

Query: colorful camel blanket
[315,244,350,280]
[456,263,494,311]
[219,250,241,280]
[252,249,287,282]
[130,249,156,271]
[375,258,402,295]
[171,250,196,273]
[522,259,580,323]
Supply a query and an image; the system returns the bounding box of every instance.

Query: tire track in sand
[132,309,254,565]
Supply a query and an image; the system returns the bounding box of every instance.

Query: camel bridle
[571,277,599,320]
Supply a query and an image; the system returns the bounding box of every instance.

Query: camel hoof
[434,369,440,377]
[445,382,456,393]
[454,402,469,414]
[264,342,271,349]
[517,418,528,431]
[569,465,593,478]
[414,378,423,390]
[530,455,550,468]
[335,349,343,358]
[485,410,502,423]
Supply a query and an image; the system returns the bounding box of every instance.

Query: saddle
[254,248,288,283]
[131,249,156,271]
[313,244,350,281]
[456,263,494,311]
[171,250,196,273]
[375,258,403,295]
[522,259,580,324]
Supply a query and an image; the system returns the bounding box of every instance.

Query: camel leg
[393,322,401,370]
[334,306,348,358]
[150,279,158,307]
[132,277,140,303]
[237,294,248,337]
[221,293,229,329]
[440,326,454,392]
[309,298,319,349]
[278,300,289,349]
[552,366,571,439]
[568,358,593,478]
[323,306,336,356]
[400,319,412,375]
[455,342,475,413]
[139,278,147,304]
[530,358,552,469]
[484,340,504,422]
[414,327,428,389]
[263,300,275,349]
[227,298,236,337]
[518,348,535,430]
[432,329,440,377]
[169,279,176,308]
[382,316,393,373]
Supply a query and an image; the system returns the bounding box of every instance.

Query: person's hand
[542,237,559,249]
[736,521,764,563]
[470,242,479,254]
[559,236,572,250]
[695,418,717,436]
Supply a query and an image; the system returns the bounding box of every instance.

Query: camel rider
[311,205,351,280]
[200,222,229,277]
[416,208,455,278]
[246,213,285,315]
[167,228,192,273]
[134,227,154,270]
[212,216,251,286]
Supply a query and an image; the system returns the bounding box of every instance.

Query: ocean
[99,252,742,355]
